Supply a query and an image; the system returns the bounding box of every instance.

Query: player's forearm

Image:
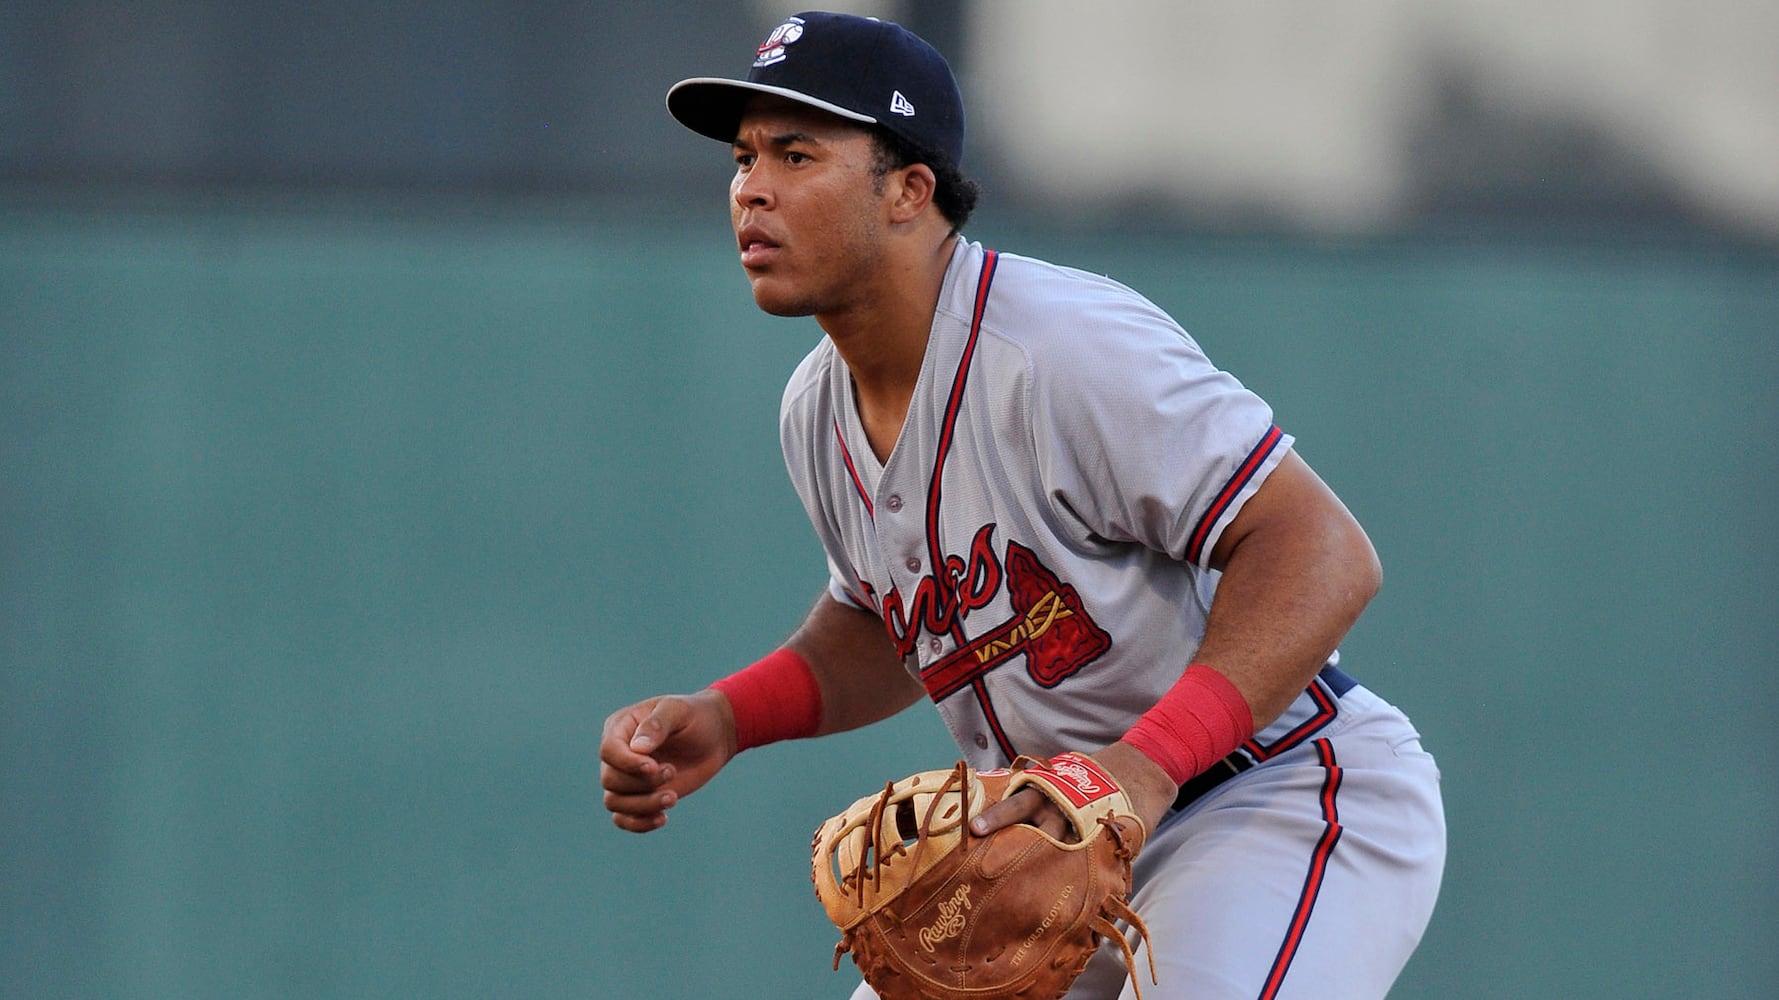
[784,592,926,736]
[1195,482,1381,730]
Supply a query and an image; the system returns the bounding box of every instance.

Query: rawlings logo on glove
[918,884,973,951]
[810,753,1157,1000]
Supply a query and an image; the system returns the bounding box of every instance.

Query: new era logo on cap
[890,91,916,117]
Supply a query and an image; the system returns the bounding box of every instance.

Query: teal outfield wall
[4,198,1776,999]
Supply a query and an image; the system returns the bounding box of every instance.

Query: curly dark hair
[869,128,982,233]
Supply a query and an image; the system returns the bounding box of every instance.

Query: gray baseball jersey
[782,237,1291,765]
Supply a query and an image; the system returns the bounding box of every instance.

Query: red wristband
[1122,664,1256,786]
[709,648,823,753]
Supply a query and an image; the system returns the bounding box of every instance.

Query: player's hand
[600,690,737,833]
[967,742,1178,841]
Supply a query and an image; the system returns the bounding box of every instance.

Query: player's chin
[746,274,820,318]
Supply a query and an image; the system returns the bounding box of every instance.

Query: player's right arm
[599,592,921,833]
[785,591,927,736]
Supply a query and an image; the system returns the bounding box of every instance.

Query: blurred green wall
[3,199,1775,999]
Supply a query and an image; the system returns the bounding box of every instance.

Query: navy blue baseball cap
[667,11,966,166]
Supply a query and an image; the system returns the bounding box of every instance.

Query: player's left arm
[1193,446,1382,728]
[977,447,1380,837]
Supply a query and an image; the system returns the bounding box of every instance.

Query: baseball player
[600,12,1445,999]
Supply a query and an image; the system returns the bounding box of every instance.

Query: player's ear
[886,162,937,224]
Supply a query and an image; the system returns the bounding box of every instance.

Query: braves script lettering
[917,884,973,952]
[882,523,1002,656]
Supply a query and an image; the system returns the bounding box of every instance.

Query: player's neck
[817,235,950,366]
[819,236,954,462]
[829,313,924,465]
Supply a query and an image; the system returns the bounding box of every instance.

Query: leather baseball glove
[811,753,1156,1000]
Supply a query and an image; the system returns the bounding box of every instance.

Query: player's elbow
[1341,517,1384,611]
[1359,543,1384,609]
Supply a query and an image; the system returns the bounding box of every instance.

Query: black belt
[1169,663,1356,813]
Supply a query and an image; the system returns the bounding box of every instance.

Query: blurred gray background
[3,2,1775,998]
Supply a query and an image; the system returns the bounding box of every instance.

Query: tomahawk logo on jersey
[851,522,1113,701]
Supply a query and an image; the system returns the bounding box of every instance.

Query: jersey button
[905,557,921,573]
[927,636,943,654]
[885,494,903,513]
[973,734,989,750]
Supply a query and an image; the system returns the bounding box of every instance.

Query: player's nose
[732,166,773,210]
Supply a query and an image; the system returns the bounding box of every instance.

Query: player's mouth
[737,225,781,269]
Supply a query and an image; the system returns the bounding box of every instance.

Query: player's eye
[785,150,811,165]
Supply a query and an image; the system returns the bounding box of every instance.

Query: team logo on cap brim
[754,16,804,67]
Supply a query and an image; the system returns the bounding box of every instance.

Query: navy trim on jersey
[1259,737,1345,1000]
[1186,424,1286,566]
[1241,668,1341,763]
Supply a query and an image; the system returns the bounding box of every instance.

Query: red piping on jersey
[1185,424,1285,566]
[1259,737,1345,1000]
[833,417,874,519]
[973,678,1016,762]
[926,249,999,646]
[924,249,1015,762]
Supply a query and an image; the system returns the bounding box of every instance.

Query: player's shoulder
[779,335,841,423]
[941,241,1209,399]
[957,241,1199,358]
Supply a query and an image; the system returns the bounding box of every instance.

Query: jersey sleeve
[1024,286,1293,569]
[825,569,873,611]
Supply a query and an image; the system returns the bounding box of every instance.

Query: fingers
[624,697,687,757]
[601,759,677,833]
[600,697,690,834]
[601,758,676,802]
[600,698,680,777]
[605,781,678,833]
[968,787,1072,841]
